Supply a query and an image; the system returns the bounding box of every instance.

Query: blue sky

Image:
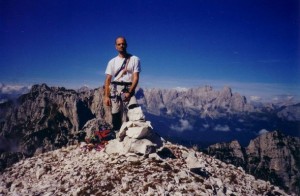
[1,0,299,102]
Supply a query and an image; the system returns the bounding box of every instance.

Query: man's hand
[123,92,131,102]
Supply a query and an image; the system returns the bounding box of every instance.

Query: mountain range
[0,83,299,194]
[137,86,299,147]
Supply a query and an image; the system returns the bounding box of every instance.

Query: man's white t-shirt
[105,55,141,83]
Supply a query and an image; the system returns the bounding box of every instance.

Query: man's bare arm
[129,72,139,96]
[104,74,112,106]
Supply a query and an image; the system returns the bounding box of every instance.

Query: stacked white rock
[105,106,164,156]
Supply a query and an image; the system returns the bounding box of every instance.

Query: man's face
[115,38,127,53]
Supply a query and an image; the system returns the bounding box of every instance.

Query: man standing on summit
[104,36,141,132]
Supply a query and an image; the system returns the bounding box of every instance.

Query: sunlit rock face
[0,84,110,172]
[139,86,254,117]
[207,131,300,195]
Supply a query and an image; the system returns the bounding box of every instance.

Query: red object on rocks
[81,129,112,152]
[94,130,111,140]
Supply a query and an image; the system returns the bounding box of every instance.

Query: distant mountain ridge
[137,86,300,146]
[138,86,253,118]
[138,85,300,121]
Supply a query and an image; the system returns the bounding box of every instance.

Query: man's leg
[110,85,123,131]
[112,112,122,131]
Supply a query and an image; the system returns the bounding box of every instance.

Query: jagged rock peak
[221,86,232,95]
[246,131,300,194]
[77,86,90,93]
[247,130,298,152]
[31,83,50,92]
[206,131,300,195]
[1,83,109,160]
[30,83,78,94]
[140,85,254,117]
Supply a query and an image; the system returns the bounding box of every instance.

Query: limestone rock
[206,131,300,195]
[127,106,145,121]
[0,84,108,157]
[0,142,290,195]
[105,125,163,156]
[119,120,153,140]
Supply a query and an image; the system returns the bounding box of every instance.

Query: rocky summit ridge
[0,140,289,195]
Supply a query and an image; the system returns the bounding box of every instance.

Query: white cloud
[235,128,242,132]
[0,99,8,104]
[170,119,193,132]
[0,83,30,95]
[250,96,262,102]
[258,129,269,135]
[272,95,296,103]
[213,124,230,132]
[203,124,210,129]
[173,87,188,92]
